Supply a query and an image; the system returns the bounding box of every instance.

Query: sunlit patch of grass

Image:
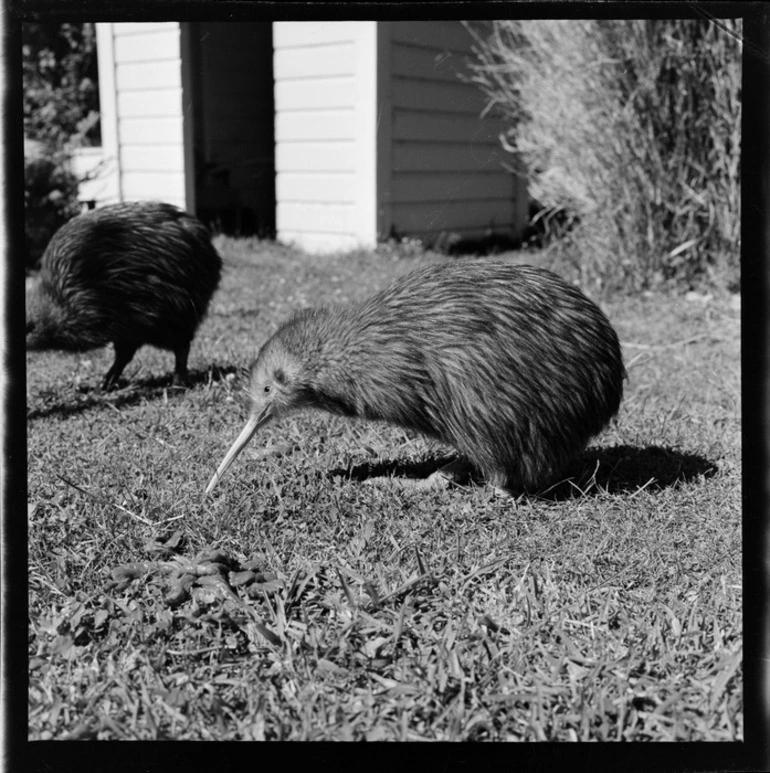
[27,239,741,741]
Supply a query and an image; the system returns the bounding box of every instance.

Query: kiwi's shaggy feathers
[26,201,222,387]
[248,261,626,492]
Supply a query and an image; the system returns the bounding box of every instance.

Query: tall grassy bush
[465,19,742,293]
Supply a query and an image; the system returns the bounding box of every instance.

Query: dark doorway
[188,22,276,238]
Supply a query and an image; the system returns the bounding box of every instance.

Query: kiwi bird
[26,201,222,389]
[206,260,625,495]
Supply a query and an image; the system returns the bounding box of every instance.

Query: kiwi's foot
[170,372,190,389]
[101,375,125,391]
[363,457,473,490]
[425,457,473,488]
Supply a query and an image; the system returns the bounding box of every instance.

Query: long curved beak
[205,407,273,495]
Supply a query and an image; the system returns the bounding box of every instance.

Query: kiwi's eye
[263,385,271,394]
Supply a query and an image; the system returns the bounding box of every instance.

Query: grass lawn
[26,237,742,742]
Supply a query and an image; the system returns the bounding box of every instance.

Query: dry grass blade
[336,567,358,609]
[56,474,153,525]
[622,334,714,350]
[376,572,438,606]
[460,556,516,592]
[414,546,429,576]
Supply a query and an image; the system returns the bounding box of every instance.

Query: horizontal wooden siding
[384,21,525,244]
[110,22,188,208]
[274,21,377,253]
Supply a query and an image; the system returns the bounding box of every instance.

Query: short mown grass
[27,237,742,741]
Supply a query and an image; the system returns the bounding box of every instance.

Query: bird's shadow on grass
[26,364,239,420]
[537,445,719,500]
[328,444,718,500]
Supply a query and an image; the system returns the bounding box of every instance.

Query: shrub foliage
[23,22,100,270]
[465,19,742,292]
[24,150,81,268]
[23,22,100,148]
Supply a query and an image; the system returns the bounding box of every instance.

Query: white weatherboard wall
[383,21,527,244]
[274,21,378,253]
[273,21,525,253]
[95,22,189,209]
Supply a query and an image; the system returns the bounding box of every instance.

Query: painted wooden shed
[87,20,527,253]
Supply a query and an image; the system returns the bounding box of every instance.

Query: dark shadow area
[328,444,718,500]
[417,200,582,257]
[518,199,581,251]
[26,364,238,420]
[328,454,459,484]
[191,23,276,241]
[441,231,522,256]
[536,444,718,501]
